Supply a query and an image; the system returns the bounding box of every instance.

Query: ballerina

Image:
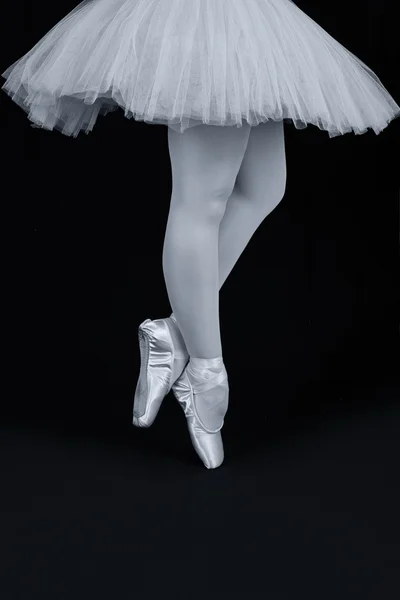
[3,0,398,468]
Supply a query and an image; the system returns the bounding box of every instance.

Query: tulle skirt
[2,0,399,137]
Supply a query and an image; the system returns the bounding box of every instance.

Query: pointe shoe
[133,317,189,428]
[171,359,229,469]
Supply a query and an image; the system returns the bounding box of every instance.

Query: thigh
[168,123,252,200]
[236,120,287,204]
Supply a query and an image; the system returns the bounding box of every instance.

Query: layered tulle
[2,0,399,137]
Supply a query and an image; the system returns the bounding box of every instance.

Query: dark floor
[1,371,399,600]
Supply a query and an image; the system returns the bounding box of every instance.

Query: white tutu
[2,0,399,137]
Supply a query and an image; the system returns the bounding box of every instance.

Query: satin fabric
[171,360,229,469]
[132,316,229,469]
[133,317,188,428]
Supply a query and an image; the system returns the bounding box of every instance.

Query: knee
[236,185,285,220]
[253,167,287,213]
[172,179,234,221]
[270,160,287,203]
[274,170,287,208]
[207,180,236,218]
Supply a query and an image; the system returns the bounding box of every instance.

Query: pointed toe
[171,358,229,470]
[132,415,151,428]
[204,436,225,470]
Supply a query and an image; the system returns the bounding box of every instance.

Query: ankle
[165,316,189,358]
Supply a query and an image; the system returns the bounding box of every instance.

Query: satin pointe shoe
[133,316,189,428]
[171,357,229,469]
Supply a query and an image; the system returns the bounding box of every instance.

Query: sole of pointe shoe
[132,319,157,428]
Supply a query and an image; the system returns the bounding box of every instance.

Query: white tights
[162,120,287,359]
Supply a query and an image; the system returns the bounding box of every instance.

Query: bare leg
[163,123,252,359]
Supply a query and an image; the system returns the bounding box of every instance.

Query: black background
[0,1,399,599]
